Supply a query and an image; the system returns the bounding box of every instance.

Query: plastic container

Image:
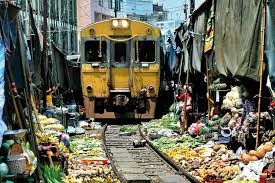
[7,156,26,175]
[66,104,77,113]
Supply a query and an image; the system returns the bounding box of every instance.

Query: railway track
[102,124,199,183]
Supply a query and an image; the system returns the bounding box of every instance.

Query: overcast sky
[153,0,205,20]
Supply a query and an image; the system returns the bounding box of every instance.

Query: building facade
[77,0,125,30]
[123,0,153,22]
[19,0,78,54]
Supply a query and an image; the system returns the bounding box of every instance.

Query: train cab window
[85,41,107,62]
[115,42,127,62]
[135,41,155,62]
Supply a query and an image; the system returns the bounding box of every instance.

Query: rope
[101,35,138,42]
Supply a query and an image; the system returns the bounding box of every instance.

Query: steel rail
[102,124,127,183]
[138,125,200,183]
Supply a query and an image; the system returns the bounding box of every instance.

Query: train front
[80,18,161,119]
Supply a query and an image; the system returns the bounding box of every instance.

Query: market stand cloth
[266,1,275,91]
[215,0,262,81]
[192,12,205,72]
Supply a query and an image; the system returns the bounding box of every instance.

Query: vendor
[46,87,55,108]
[176,84,192,134]
[207,92,221,117]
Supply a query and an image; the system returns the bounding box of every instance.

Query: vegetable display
[66,134,120,183]
[42,165,62,183]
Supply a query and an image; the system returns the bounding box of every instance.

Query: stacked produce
[38,115,65,136]
[143,113,179,137]
[222,86,243,110]
[65,134,119,183]
[165,144,241,182]
[152,135,205,152]
[240,142,273,164]
[42,165,62,183]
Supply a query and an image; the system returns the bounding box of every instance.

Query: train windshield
[85,41,107,62]
[135,41,155,62]
[115,42,127,62]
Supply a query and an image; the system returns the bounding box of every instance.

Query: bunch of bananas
[44,123,64,131]
[58,142,70,154]
[36,132,58,144]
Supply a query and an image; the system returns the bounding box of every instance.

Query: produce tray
[4,129,27,138]
[81,157,109,165]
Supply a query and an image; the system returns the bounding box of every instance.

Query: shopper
[176,85,192,134]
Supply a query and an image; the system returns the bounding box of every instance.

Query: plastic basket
[7,156,26,174]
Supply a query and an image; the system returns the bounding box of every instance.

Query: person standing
[176,85,192,134]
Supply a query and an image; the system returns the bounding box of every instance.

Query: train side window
[114,42,126,62]
[85,41,107,62]
[135,41,155,62]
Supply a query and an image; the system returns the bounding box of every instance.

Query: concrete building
[19,0,78,54]
[124,0,153,22]
[152,3,168,22]
[77,0,125,30]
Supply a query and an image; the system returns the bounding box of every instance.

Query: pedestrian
[176,84,192,134]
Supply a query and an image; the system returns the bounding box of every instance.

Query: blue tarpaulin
[0,36,7,146]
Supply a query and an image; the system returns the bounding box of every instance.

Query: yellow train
[80,18,162,119]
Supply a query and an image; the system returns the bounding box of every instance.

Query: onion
[263,144,273,152]
[250,156,258,161]
[255,148,266,159]
[241,153,251,164]
[248,150,257,156]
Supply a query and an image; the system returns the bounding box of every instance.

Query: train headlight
[111,19,130,29]
[112,20,119,28]
[121,20,129,28]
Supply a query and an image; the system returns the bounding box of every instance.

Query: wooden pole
[256,0,266,149]
[42,0,48,111]
[5,73,23,129]
[206,57,211,120]
[182,54,190,132]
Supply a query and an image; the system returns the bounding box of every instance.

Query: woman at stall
[176,85,193,134]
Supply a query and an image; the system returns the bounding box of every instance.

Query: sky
[153,0,205,20]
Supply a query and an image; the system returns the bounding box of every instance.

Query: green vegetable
[119,126,136,133]
[0,162,8,177]
[211,115,220,121]
[42,165,62,183]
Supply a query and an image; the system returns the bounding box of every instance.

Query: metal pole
[190,0,195,15]
[256,0,266,149]
[114,0,117,17]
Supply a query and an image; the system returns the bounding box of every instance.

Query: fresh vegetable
[0,162,9,177]
[119,126,136,134]
[42,165,62,183]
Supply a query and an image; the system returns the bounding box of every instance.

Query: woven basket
[7,156,26,175]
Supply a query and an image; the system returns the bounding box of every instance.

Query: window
[99,0,103,6]
[108,0,113,9]
[135,41,155,62]
[85,41,107,62]
[99,0,104,6]
[115,0,121,11]
[114,42,126,62]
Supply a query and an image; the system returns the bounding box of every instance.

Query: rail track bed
[103,125,192,183]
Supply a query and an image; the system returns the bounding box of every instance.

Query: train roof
[81,18,161,38]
